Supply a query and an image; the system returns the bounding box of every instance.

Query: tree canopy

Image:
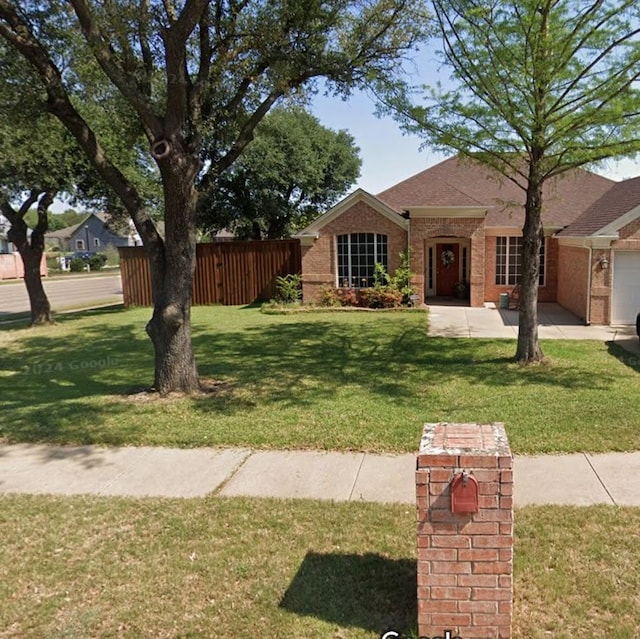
[381,0,640,361]
[0,40,88,324]
[0,0,431,392]
[198,106,361,240]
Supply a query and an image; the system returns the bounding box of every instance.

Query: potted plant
[454,280,469,300]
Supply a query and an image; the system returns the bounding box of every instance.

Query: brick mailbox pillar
[416,422,513,639]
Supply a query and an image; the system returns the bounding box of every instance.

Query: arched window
[337,233,388,288]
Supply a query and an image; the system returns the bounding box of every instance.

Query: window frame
[495,236,545,286]
[337,232,388,288]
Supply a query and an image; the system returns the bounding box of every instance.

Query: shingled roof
[558,175,640,237]
[376,156,615,229]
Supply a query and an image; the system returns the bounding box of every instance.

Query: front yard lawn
[1,305,639,453]
[0,495,638,639]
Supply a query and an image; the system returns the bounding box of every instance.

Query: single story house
[295,156,640,325]
[46,212,141,254]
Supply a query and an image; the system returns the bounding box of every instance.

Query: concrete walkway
[2,443,640,506]
[427,302,639,354]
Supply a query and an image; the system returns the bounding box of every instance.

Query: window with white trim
[495,236,545,286]
[76,239,85,250]
[94,238,100,248]
[337,233,388,288]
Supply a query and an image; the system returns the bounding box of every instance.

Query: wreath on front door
[441,249,455,268]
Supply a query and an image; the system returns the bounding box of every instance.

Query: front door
[435,243,460,296]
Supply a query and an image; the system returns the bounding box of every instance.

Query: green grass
[1,305,639,453]
[0,495,638,638]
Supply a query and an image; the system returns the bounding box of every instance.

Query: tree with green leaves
[0,44,84,325]
[198,106,361,240]
[0,29,152,325]
[381,0,640,362]
[23,209,86,233]
[0,0,430,393]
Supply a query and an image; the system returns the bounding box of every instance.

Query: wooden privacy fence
[118,240,301,306]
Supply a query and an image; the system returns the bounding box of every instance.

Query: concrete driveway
[427,301,639,351]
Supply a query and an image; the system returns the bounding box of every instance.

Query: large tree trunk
[144,153,200,394]
[515,162,545,363]
[5,192,53,326]
[22,247,51,325]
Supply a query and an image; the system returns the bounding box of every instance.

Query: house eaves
[557,203,640,244]
[293,189,408,239]
[556,235,618,249]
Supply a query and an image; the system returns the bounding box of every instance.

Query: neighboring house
[295,156,640,325]
[46,212,141,253]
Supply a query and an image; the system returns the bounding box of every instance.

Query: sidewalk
[2,442,640,506]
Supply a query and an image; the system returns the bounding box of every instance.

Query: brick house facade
[295,157,640,325]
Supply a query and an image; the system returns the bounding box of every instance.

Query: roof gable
[294,189,408,239]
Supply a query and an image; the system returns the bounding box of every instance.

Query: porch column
[470,233,485,307]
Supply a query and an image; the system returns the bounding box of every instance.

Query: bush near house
[88,253,108,271]
[69,257,86,272]
[319,257,412,309]
[319,285,403,309]
[274,273,302,304]
[358,287,403,308]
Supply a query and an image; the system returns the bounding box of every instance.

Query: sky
[310,88,640,196]
[49,60,640,214]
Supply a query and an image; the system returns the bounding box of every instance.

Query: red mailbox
[450,471,479,513]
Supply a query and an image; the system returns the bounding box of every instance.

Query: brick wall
[409,217,486,306]
[617,216,640,240]
[416,423,513,639]
[300,200,407,303]
[557,244,590,322]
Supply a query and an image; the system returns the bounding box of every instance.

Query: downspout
[402,209,412,298]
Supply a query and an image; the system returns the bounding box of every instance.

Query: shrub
[318,285,340,307]
[390,249,415,301]
[335,287,359,307]
[69,257,86,272]
[358,287,403,309]
[45,256,62,274]
[275,273,302,304]
[88,253,108,271]
[373,262,391,288]
[103,243,120,266]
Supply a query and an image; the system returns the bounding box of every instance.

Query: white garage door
[611,251,640,325]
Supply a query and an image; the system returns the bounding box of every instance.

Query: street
[0,274,123,316]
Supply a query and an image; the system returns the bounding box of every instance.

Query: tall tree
[0,32,150,325]
[0,0,430,393]
[199,106,361,239]
[381,0,640,362]
[0,44,82,325]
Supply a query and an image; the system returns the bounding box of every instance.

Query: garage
[611,251,640,324]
